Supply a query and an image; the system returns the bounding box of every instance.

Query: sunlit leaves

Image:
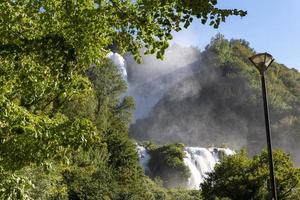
[0,1,247,198]
[0,169,34,200]
[201,150,300,200]
[0,96,99,171]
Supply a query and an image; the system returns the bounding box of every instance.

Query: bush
[147,143,190,188]
[201,149,300,200]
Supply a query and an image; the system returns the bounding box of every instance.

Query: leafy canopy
[0,0,246,172]
[0,1,246,199]
[0,0,246,62]
[201,150,300,200]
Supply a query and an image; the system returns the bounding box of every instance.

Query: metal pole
[260,72,277,200]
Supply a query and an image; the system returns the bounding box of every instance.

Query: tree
[16,60,136,200]
[0,0,246,170]
[0,1,246,198]
[201,150,300,200]
[147,143,190,188]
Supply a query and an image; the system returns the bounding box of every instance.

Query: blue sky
[172,0,300,70]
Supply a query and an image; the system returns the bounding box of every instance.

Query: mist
[125,44,300,164]
[125,45,201,119]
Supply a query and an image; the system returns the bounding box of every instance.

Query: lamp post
[249,53,277,200]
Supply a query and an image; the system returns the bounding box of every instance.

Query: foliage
[168,189,202,200]
[0,168,34,200]
[0,0,246,63]
[0,57,204,200]
[0,0,245,167]
[130,34,300,163]
[0,0,246,198]
[201,150,300,200]
[147,143,190,188]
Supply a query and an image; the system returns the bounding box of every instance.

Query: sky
[171,0,300,71]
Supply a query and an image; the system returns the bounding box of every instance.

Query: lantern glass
[249,53,274,72]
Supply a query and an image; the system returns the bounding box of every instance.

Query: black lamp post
[249,53,277,200]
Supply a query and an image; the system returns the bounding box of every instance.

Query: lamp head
[249,53,274,74]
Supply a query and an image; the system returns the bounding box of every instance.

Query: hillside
[130,35,300,163]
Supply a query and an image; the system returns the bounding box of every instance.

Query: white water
[136,144,234,190]
[107,52,127,80]
[184,147,234,189]
[136,144,151,174]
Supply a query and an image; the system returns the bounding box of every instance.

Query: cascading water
[107,52,127,80]
[107,52,128,102]
[136,144,151,174]
[136,144,234,190]
[184,147,234,189]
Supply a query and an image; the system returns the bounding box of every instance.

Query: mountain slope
[130,35,300,163]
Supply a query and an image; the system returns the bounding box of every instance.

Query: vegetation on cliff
[144,142,190,188]
[130,34,300,162]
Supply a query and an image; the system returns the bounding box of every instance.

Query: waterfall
[184,147,234,189]
[107,52,127,80]
[136,144,234,189]
[136,144,151,174]
[108,52,236,189]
